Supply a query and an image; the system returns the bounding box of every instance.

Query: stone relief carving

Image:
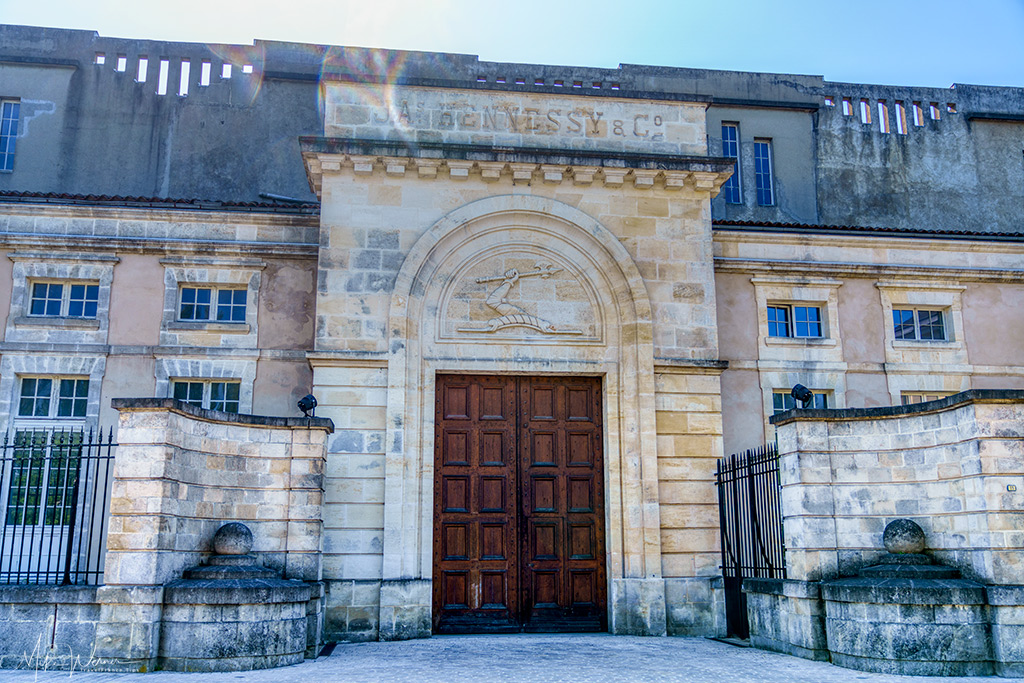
[441,255,599,340]
[456,262,583,335]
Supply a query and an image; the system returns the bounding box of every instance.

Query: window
[773,390,829,414]
[860,99,872,124]
[767,304,823,338]
[5,430,84,527]
[721,123,741,204]
[912,102,925,126]
[173,380,241,413]
[17,377,90,419]
[894,101,907,135]
[877,101,890,134]
[753,139,774,206]
[179,287,247,322]
[893,308,946,341]
[1,100,19,172]
[6,376,92,529]
[29,282,99,318]
[901,392,955,405]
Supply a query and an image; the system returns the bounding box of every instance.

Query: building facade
[0,24,1022,643]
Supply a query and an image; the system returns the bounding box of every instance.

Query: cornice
[0,201,319,226]
[714,257,1024,283]
[0,234,318,259]
[300,136,734,197]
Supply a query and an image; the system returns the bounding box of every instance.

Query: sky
[2,0,1023,88]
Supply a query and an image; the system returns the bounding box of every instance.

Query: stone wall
[0,586,100,670]
[772,390,1024,584]
[745,390,1024,675]
[654,362,727,635]
[95,399,332,671]
[311,358,387,641]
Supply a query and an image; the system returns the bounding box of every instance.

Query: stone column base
[378,579,432,641]
[609,578,667,636]
[743,578,827,661]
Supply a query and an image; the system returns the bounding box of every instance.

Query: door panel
[519,377,606,632]
[433,376,519,633]
[433,375,605,633]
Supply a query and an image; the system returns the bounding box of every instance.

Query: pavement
[0,635,1003,682]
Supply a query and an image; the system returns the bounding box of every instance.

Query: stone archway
[377,194,667,639]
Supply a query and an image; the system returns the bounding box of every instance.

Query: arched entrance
[377,195,666,638]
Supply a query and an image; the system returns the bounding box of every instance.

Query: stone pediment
[439,252,601,343]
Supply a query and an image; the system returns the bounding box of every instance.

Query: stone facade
[0,23,1021,660]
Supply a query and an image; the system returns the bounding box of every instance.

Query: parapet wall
[771,389,1024,584]
[105,398,333,586]
[0,399,333,672]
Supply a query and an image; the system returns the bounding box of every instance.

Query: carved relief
[441,254,599,341]
[457,262,582,335]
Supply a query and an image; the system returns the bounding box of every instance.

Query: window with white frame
[17,377,90,419]
[767,304,824,338]
[892,308,947,341]
[753,138,774,206]
[179,286,247,323]
[901,391,955,405]
[172,379,241,413]
[773,389,829,414]
[29,281,100,318]
[721,123,742,204]
[1,100,18,172]
[7,376,90,530]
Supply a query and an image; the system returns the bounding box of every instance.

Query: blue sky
[3,0,1023,88]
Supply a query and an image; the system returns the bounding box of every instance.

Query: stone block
[664,577,717,636]
[377,579,431,640]
[609,578,667,636]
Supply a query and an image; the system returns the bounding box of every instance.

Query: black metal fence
[0,428,116,585]
[715,442,786,639]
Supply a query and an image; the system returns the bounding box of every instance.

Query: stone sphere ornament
[883,518,926,554]
[212,521,254,555]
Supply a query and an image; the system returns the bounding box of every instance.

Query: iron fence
[715,442,786,639]
[0,428,116,585]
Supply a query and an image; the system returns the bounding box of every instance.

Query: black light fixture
[791,384,814,408]
[298,394,317,418]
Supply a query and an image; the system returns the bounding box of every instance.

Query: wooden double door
[433,375,606,633]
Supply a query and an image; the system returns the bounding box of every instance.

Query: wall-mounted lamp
[791,384,814,409]
[298,394,317,418]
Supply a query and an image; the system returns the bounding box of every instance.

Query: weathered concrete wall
[0,25,322,202]
[772,390,1024,584]
[816,82,1024,233]
[707,107,818,224]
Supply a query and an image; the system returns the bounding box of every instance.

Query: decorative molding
[300,138,734,197]
[8,251,119,264]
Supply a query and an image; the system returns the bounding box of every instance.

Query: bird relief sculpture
[456,262,583,335]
